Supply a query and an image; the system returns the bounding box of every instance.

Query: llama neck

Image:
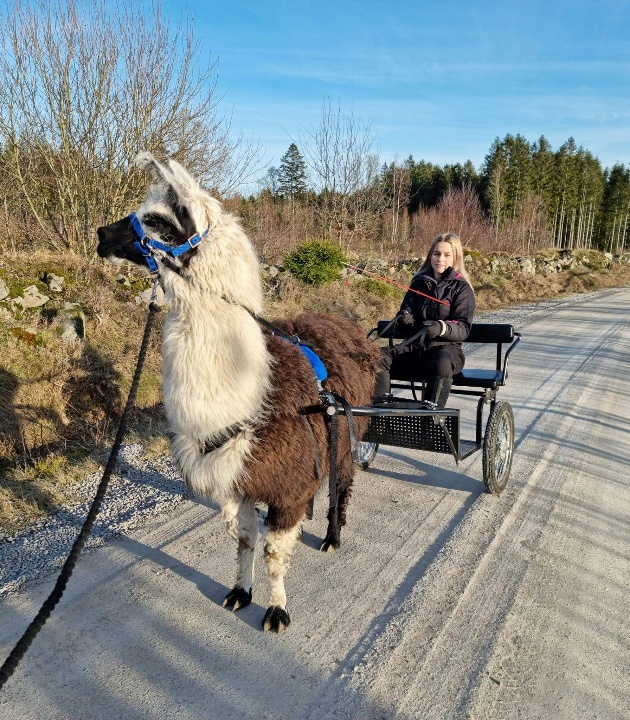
[161,281,271,442]
[158,212,272,441]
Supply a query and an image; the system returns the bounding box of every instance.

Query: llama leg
[222,498,258,611]
[261,521,302,633]
[337,480,354,527]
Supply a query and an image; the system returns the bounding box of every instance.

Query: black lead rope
[0,301,160,691]
[331,393,359,464]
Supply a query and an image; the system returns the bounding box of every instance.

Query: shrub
[355,276,398,298]
[283,240,346,285]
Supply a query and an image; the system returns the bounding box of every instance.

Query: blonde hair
[418,232,473,287]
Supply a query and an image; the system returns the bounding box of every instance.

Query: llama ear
[162,158,203,208]
[166,158,200,192]
[135,152,169,184]
[135,153,190,205]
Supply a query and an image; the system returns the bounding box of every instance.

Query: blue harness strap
[298,344,328,382]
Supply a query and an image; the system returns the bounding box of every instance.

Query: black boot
[373,370,392,404]
[422,376,453,409]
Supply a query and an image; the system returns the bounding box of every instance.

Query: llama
[96,154,380,632]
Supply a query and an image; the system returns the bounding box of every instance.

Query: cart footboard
[362,409,460,456]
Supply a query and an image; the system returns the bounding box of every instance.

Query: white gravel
[0,446,190,600]
[0,289,613,602]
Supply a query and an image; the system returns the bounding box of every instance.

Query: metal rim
[483,401,515,494]
[493,406,514,484]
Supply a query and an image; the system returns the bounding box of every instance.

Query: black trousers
[380,344,465,381]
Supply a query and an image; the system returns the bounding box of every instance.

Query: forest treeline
[0,1,628,263]
[229,134,630,262]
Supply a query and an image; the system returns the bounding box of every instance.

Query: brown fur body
[242,313,380,531]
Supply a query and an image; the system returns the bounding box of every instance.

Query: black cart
[348,323,521,494]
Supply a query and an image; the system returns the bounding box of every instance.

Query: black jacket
[396,267,475,349]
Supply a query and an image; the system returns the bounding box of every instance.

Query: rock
[0,306,14,323]
[58,302,85,343]
[268,266,280,278]
[45,273,64,293]
[604,252,613,260]
[519,257,536,275]
[10,326,39,344]
[0,278,9,301]
[13,285,49,309]
[117,275,131,287]
[135,285,166,307]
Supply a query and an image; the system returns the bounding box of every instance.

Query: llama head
[96,154,262,310]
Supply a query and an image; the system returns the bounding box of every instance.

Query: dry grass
[0,251,164,534]
[1,248,629,535]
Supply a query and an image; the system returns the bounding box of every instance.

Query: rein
[344,262,451,306]
[0,287,161,690]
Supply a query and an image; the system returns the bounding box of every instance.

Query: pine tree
[481,138,508,232]
[501,134,533,221]
[552,138,604,248]
[278,143,308,199]
[531,135,555,210]
[406,157,443,211]
[599,164,630,251]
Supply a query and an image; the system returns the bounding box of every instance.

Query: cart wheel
[356,441,379,469]
[482,401,514,494]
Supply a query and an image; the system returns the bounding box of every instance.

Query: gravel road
[1,287,629,719]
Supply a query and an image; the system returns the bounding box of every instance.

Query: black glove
[398,309,415,327]
[422,320,445,339]
[392,309,415,338]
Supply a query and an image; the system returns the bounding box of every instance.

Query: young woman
[376,232,475,407]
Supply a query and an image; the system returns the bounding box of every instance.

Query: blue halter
[129,212,210,275]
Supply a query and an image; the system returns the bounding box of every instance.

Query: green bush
[355,276,398,298]
[283,240,346,285]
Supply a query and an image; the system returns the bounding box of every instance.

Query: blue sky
[167,0,629,178]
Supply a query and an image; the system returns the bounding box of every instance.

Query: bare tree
[384,159,412,250]
[299,100,385,247]
[0,0,261,254]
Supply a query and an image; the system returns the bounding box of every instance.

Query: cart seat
[452,369,503,389]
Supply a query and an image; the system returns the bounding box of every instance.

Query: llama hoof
[262,605,291,633]
[222,586,252,612]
